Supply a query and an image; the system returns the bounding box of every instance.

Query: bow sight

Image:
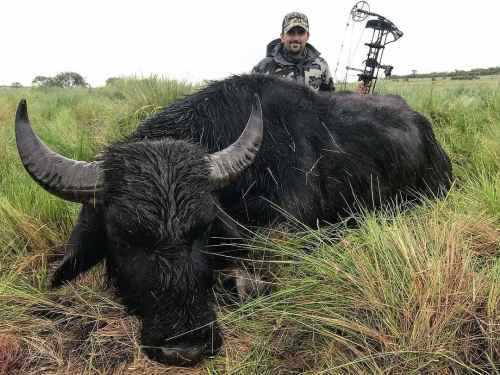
[342,1,403,94]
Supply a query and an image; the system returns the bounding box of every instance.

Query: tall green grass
[0,77,498,374]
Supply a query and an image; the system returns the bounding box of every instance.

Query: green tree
[32,75,53,87]
[51,72,88,88]
[105,77,121,86]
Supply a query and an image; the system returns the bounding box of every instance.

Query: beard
[286,42,305,56]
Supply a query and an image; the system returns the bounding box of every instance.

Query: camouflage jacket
[252,39,335,94]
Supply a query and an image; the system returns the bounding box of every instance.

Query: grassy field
[0,76,498,374]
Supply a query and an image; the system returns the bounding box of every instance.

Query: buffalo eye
[188,223,212,247]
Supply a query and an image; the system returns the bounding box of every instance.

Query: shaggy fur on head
[50,74,452,365]
[102,139,223,363]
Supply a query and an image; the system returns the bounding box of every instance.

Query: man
[252,12,335,94]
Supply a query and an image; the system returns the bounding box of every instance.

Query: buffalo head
[15,96,263,366]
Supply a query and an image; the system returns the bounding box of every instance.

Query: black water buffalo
[15,74,452,366]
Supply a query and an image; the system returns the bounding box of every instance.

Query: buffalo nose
[161,345,202,366]
[160,343,214,366]
[142,329,223,365]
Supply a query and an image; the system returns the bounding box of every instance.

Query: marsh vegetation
[0,76,498,374]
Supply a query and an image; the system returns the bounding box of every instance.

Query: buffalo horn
[15,99,103,204]
[207,94,263,186]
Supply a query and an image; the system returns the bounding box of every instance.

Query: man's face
[281,27,309,56]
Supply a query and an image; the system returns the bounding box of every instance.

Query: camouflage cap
[282,12,309,33]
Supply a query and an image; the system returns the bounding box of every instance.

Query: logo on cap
[282,12,309,33]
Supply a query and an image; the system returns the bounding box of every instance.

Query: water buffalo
[15,74,452,366]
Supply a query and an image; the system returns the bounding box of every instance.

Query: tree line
[6,65,500,89]
[391,66,500,80]
[31,72,88,88]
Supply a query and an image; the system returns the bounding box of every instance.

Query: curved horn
[207,94,263,186]
[15,99,103,204]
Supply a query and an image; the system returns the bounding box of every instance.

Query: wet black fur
[52,74,452,365]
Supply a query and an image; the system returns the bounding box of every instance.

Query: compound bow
[339,1,403,94]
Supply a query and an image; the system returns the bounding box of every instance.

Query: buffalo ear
[51,204,107,288]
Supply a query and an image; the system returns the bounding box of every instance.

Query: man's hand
[357,82,370,95]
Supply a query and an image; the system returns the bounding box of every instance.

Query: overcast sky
[2,0,498,87]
